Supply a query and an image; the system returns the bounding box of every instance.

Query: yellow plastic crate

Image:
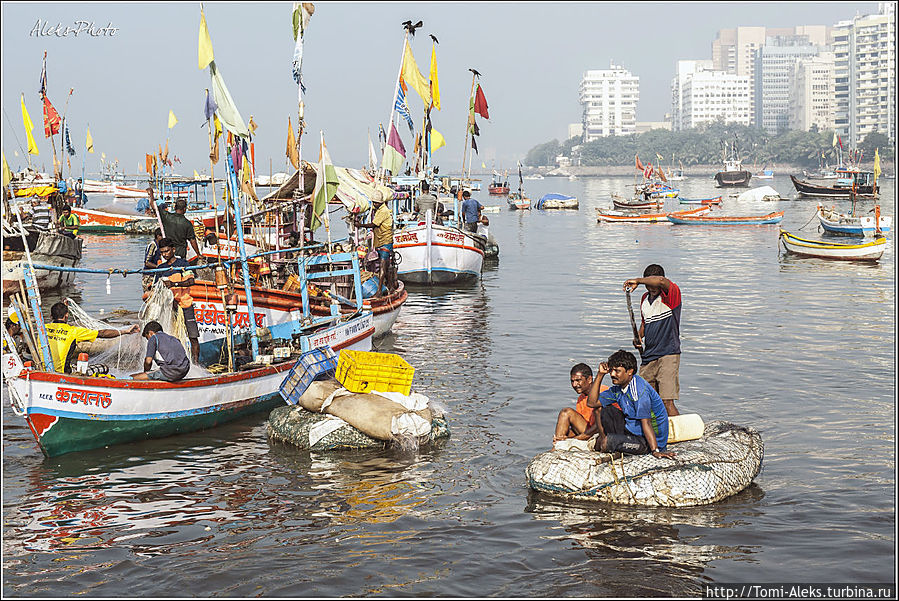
[335,350,414,395]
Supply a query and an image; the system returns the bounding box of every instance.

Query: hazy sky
[1,2,880,177]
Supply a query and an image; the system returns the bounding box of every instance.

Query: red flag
[42,95,61,137]
[473,84,489,119]
[145,154,153,173]
[644,165,653,179]
[838,136,843,149]
[635,154,644,171]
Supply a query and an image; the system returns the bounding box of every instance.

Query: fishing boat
[667,162,686,182]
[779,229,886,261]
[816,204,891,236]
[2,231,83,296]
[790,169,879,199]
[488,171,510,195]
[536,193,579,210]
[394,221,486,284]
[596,205,711,223]
[71,207,156,233]
[714,139,752,187]
[612,194,662,211]
[667,210,784,225]
[678,195,722,205]
[114,184,192,200]
[639,182,679,199]
[81,179,119,194]
[508,161,530,210]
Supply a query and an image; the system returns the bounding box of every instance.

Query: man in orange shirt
[553,363,610,443]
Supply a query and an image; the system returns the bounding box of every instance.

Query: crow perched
[429,34,439,44]
[402,20,423,35]
[469,68,481,77]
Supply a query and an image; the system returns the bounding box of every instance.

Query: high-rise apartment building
[755,36,823,133]
[680,71,753,129]
[579,64,640,142]
[833,3,896,146]
[670,60,713,131]
[789,53,836,132]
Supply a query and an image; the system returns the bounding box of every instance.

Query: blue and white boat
[817,204,892,236]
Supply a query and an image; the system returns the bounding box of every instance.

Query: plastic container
[76,353,89,375]
[279,347,338,405]
[335,350,414,396]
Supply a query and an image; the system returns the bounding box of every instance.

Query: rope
[797,205,821,231]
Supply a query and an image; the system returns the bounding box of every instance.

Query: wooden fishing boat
[816,204,891,236]
[667,210,784,225]
[596,205,710,223]
[779,229,886,261]
[114,185,192,200]
[790,170,878,198]
[81,179,118,194]
[71,207,156,233]
[394,221,485,285]
[714,140,752,187]
[638,182,679,198]
[508,192,530,210]
[755,169,775,180]
[536,193,579,210]
[678,195,722,205]
[2,232,82,296]
[612,194,662,211]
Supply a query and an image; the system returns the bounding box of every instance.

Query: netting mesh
[525,421,764,507]
[267,404,450,452]
[67,281,210,379]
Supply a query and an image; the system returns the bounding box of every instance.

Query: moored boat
[2,231,83,296]
[714,139,752,187]
[596,205,710,223]
[678,195,722,205]
[790,170,879,198]
[667,210,784,225]
[507,193,530,210]
[71,207,156,233]
[816,204,891,236]
[612,194,663,211]
[394,220,485,285]
[536,193,578,210]
[779,229,886,261]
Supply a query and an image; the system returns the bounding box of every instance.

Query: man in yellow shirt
[45,302,138,373]
[354,191,394,298]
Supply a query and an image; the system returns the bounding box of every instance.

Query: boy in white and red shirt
[623,264,682,416]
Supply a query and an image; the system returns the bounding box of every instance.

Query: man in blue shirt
[586,350,676,458]
[460,190,483,232]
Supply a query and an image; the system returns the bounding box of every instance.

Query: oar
[625,289,643,357]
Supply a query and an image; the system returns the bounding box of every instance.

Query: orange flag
[658,164,667,182]
[635,154,644,171]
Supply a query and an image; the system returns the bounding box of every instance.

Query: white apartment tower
[579,64,640,142]
[789,53,836,132]
[671,60,713,131]
[680,71,753,129]
[754,36,823,133]
[833,3,896,146]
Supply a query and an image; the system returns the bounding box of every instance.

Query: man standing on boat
[154,238,200,363]
[147,188,201,260]
[414,181,439,222]
[623,264,681,416]
[142,228,164,292]
[130,321,190,382]
[45,302,138,373]
[460,190,483,233]
[354,190,394,298]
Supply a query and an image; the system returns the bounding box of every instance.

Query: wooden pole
[459,71,477,198]
[379,31,410,184]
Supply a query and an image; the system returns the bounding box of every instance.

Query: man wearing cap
[45,302,138,373]
[148,188,201,260]
[354,190,394,298]
[3,310,31,361]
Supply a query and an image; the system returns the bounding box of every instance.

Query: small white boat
[780,229,887,261]
[394,219,485,285]
[816,204,892,236]
[736,186,782,202]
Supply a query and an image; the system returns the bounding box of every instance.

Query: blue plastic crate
[279,347,338,405]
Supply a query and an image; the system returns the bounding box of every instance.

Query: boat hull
[596,205,710,223]
[817,206,892,236]
[394,223,485,285]
[780,230,886,261]
[715,170,752,187]
[2,233,82,296]
[5,361,292,457]
[678,196,722,205]
[667,211,784,225]
[791,175,878,198]
[71,208,155,233]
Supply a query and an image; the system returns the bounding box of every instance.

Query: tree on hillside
[524,139,562,167]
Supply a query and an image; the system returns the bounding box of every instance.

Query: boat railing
[297,251,364,330]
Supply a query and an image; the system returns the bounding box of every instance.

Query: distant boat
[791,169,879,199]
[596,205,710,223]
[667,211,784,225]
[816,204,891,236]
[536,193,578,210]
[523,174,544,180]
[508,193,530,210]
[678,195,722,205]
[714,138,752,187]
[612,194,662,210]
[755,168,775,180]
[488,170,510,195]
[780,229,886,262]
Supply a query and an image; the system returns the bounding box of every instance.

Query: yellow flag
[168,110,178,129]
[248,116,258,134]
[193,169,200,179]
[198,8,214,70]
[402,39,431,106]
[101,152,106,161]
[832,132,838,147]
[481,162,486,169]
[2,153,11,188]
[21,94,39,155]
[873,148,881,179]
[430,43,441,111]
[429,128,446,152]
[286,117,299,169]
[86,126,94,153]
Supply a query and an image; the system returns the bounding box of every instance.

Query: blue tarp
[536,193,575,210]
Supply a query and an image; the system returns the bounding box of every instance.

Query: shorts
[376,244,393,261]
[603,432,651,455]
[640,354,680,399]
[181,305,200,339]
[147,366,190,382]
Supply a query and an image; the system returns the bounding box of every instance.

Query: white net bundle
[67,280,210,378]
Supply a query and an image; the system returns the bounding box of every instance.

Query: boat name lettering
[395,232,418,243]
[30,19,119,38]
[438,231,465,243]
[56,387,112,409]
[195,303,265,328]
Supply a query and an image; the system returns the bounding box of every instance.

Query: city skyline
[1,2,882,176]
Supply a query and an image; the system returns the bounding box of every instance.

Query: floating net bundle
[526,421,764,507]
[67,280,209,378]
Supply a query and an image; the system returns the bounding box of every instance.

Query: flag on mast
[381,123,406,175]
[42,95,61,138]
[85,126,94,153]
[198,7,214,69]
[311,132,339,231]
[401,39,431,105]
[292,3,315,91]
[168,110,178,129]
[286,117,299,169]
[21,94,39,155]
[368,130,378,172]
[429,41,440,111]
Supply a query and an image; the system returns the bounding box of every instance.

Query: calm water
[3,176,895,596]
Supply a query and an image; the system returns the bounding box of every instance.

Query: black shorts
[182,305,200,339]
[604,433,651,455]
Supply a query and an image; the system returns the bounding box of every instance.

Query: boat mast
[379,25,412,185]
[459,70,478,196]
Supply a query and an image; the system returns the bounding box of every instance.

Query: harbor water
[2,175,895,596]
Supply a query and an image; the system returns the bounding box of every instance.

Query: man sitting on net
[131,321,190,382]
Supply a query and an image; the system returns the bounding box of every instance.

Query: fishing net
[67,280,210,379]
[267,405,450,452]
[526,421,764,507]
